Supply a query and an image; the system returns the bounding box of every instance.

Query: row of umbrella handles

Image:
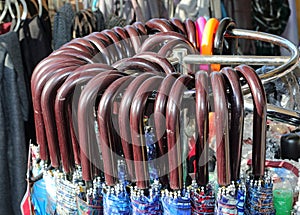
[31,16,280,214]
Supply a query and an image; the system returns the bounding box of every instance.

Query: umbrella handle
[166,75,194,190]
[32,65,79,161]
[112,57,165,75]
[55,64,114,172]
[41,70,72,168]
[119,73,155,181]
[154,73,180,187]
[139,31,188,53]
[145,18,174,33]
[136,52,176,74]
[184,18,197,49]
[132,21,148,36]
[213,17,237,55]
[170,17,187,36]
[78,71,124,181]
[124,25,144,54]
[221,67,244,181]
[130,76,164,189]
[157,39,198,58]
[235,64,267,179]
[195,71,209,186]
[102,29,128,61]
[113,26,136,57]
[98,75,134,186]
[211,72,231,186]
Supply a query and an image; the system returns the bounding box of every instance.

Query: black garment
[252,0,291,55]
[18,15,53,146]
[0,31,28,215]
[53,3,75,50]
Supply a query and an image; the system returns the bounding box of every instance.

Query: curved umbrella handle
[113,26,136,57]
[135,51,176,74]
[195,71,209,186]
[170,17,187,36]
[221,67,244,181]
[184,18,197,49]
[139,31,188,53]
[211,72,231,186]
[55,64,114,172]
[130,76,164,189]
[112,57,165,75]
[166,74,194,190]
[154,73,179,187]
[145,18,174,33]
[119,73,155,180]
[158,38,198,58]
[124,25,143,54]
[235,64,267,179]
[78,71,124,181]
[213,17,237,55]
[98,75,134,186]
[41,70,73,168]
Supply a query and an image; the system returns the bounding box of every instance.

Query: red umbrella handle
[154,73,180,186]
[98,75,134,186]
[124,25,144,54]
[211,72,231,186]
[235,64,267,179]
[130,76,164,189]
[221,67,244,181]
[118,73,155,181]
[166,75,194,190]
[77,71,124,181]
[132,21,148,36]
[195,71,209,186]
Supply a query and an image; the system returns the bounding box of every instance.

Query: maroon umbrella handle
[139,31,189,53]
[102,29,128,61]
[118,73,155,181]
[98,75,134,186]
[132,21,148,36]
[170,18,187,36]
[124,25,144,54]
[130,76,164,189]
[184,18,197,49]
[221,67,244,181]
[157,39,198,58]
[145,18,174,33]
[166,75,194,190]
[55,64,114,172]
[32,58,85,92]
[154,73,180,186]
[84,35,114,65]
[78,71,124,181]
[113,26,136,57]
[235,64,267,179]
[195,71,209,186]
[112,57,165,75]
[135,51,175,74]
[41,70,73,168]
[211,72,231,186]
[32,66,79,161]
[51,48,95,64]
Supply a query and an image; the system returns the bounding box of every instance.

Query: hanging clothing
[17,14,53,146]
[0,31,28,215]
[53,3,75,50]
